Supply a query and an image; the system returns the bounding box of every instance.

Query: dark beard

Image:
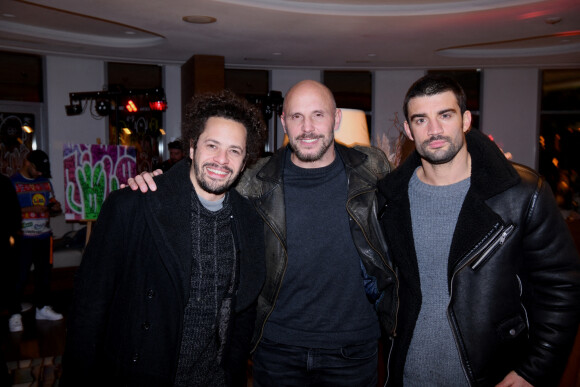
[194,162,236,195]
[418,135,462,165]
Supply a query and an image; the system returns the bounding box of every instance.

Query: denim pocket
[340,341,378,360]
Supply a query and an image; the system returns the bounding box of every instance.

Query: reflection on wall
[110,98,163,174]
[0,113,34,177]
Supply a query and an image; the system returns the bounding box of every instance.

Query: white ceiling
[0,0,579,69]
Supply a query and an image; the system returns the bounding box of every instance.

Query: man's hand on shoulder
[121,169,162,192]
[495,371,533,387]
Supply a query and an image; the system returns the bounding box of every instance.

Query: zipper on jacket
[470,224,515,270]
[447,222,516,385]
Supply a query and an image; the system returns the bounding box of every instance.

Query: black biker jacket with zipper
[378,129,580,386]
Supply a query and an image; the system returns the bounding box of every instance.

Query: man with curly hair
[62,90,267,387]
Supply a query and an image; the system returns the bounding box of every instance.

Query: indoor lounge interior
[1,0,579,385]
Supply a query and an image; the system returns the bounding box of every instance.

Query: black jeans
[252,337,378,387]
[12,237,52,312]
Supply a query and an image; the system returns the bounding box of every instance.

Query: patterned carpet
[6,356,61,387]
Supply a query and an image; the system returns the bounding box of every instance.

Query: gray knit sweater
[403,169,470,386]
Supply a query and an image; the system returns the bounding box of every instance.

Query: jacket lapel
[143,160,193,303]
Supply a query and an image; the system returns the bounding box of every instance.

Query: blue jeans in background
[252,338,378,387]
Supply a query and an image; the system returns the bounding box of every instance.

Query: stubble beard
[288,134,334,163]
[418,135,463,165]
[193,161,237,195]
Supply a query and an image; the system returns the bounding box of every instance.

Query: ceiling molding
[0,20,164,48]
[214,0,545,16]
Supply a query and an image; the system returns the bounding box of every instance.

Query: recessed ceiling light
[545,16,562,25]
[182,15,217,24]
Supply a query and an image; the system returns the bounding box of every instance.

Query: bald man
[236,80,396,386]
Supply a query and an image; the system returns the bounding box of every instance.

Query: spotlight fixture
[125,99,138,113]
[148,88,168,111]
[66,88,168,116]
[65,103,83,116]
[95,99,110,116]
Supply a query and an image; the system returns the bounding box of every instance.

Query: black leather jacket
[236,144,398,351]
[378,129,580,386]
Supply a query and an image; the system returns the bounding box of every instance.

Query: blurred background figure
[156,139,184,172]
[9,150,64,333]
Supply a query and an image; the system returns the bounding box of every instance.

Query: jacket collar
[379,129,520,201]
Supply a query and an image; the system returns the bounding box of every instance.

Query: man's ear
[403,121,414,141]
[280,113,288,135]
[462,110,472,133]
[333,108,342,133]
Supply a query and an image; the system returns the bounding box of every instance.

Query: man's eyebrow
[438,108,456,115]
[409,113,426,121]
[205,138,245,151]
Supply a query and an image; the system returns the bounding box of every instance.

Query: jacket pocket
[470,223,516,270]
[496,314,527,341]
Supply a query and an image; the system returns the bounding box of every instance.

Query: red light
[126,100,138,112]
[149,101,167,111]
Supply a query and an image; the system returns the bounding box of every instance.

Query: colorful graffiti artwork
[63,144,136,221]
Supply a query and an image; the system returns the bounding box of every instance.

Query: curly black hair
[182,89,267,166]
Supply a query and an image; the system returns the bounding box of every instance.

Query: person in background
[128,80,397,386]
[1,173,20,382]
[156,139,184,172]
[62,90,266,387]
[378,74,580,386]
[9,150,63,333]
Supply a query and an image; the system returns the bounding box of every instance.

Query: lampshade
[333,108,371,147]
[283,108,371,148]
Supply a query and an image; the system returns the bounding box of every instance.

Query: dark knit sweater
[263,151,380,348]
[174,190,235,386]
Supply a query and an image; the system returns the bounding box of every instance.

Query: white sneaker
[35,306,63,321]
[8,314,23,332]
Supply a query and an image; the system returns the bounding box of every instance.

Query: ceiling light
[122,127,132,135]
[545,17,562,25]
[182,15,217,24]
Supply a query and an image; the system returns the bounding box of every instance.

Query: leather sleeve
[515,174,580,386]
